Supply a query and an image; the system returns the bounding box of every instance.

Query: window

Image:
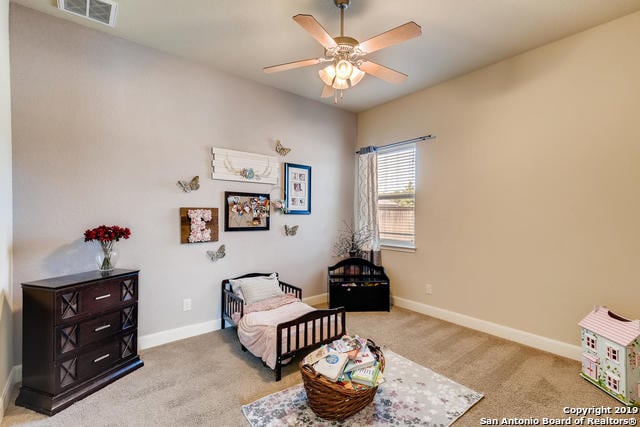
[377,144,416,248]
[628,352,640,369]
[606,373,620,393]
[582,354,598,379]
[585,334,597,350]
[606,345,619,362]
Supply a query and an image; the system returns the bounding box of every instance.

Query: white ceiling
[12,0,640,112]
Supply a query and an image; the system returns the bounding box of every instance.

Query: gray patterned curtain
[356,146,382,265]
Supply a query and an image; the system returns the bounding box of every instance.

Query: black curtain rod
[356,135,436,154]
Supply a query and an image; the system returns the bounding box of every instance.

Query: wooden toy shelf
[328,257,390,312]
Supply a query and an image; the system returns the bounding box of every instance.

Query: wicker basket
[300,339,385,421]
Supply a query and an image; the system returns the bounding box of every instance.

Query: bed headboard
[221,272,302,300]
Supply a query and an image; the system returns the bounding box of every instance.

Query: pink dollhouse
[579,306,640,406]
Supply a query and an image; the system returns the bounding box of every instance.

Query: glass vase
[96,240,119,272]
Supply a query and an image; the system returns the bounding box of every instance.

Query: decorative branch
[332,221,373,258]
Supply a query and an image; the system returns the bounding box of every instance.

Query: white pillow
[229,273,279,302]
[237,274,283,305]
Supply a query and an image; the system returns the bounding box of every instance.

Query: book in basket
[302,345,330,366]
[350,362,380,387]
[330,336,361,353]
[343,344,376,372]
[313,352,349,382]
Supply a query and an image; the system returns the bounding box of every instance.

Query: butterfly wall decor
[207,244,226,262]
[275,140,292,156]
[284,225,299,236]
[177,176,200,193]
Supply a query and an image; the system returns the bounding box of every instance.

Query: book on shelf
[350,362,380,387]
[313,352,349,382]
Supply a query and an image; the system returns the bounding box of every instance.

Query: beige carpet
[1,307,631,426]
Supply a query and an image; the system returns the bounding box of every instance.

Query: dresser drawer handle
[94,294,111,301]
[93,354,110,363]
[93,324,111,332]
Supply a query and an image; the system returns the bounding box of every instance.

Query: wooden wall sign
[180,207,219,244]
[211,147,279,185]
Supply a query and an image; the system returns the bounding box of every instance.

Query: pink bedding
[236,295,315,369]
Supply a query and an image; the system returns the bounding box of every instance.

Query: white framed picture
[284,163,311,215]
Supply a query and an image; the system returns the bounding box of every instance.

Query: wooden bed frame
[221,272,346,381]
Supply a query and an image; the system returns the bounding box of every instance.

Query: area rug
[242,350,483,426]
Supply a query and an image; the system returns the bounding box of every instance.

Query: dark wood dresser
[16,269,143,415]
[328,258,390,311]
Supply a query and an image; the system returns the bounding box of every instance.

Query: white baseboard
[303,292,327,306]
[392,296,581,361]
[138,319,220,350]
[1,365,21,420]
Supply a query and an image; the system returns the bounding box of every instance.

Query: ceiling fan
[263,0,422,103]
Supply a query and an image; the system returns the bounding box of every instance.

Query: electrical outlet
[425,284,433,295]
[183,298,192,311]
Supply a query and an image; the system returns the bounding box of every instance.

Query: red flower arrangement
[84,225,131,271]
[84,225,131,242]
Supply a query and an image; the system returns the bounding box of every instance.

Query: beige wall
[358,11,640,346]
[10,5,355,360]
[0,0,13,417]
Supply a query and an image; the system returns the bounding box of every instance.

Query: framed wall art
[224,191,270,231]
[284,163,311,215]
[180,207,219,244]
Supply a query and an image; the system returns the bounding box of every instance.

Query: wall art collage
[178,144,310,262]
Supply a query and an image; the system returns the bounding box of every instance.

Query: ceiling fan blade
[321,85,334,98]
[263,58,323,73]
[358,21,421,54]
[293,14,338,49]
[360,61,408,84]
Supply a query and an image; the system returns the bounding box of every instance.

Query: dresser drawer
[55,275,137,324]
[56,331,137,392]
[56,305,137,356]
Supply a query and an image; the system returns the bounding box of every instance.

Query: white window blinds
[376,144,416,248]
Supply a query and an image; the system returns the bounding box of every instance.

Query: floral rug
[242,350,483,426]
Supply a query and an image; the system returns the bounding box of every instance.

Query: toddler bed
[221,272,346,381]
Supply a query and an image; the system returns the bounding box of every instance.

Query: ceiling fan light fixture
[318,65,336,86]
[335,59,353,80]
[349,66,365,87]
[332,77,349,90]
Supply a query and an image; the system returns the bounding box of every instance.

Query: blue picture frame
[284,163,311,215]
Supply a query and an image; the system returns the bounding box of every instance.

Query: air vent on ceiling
[57,0,118,27]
